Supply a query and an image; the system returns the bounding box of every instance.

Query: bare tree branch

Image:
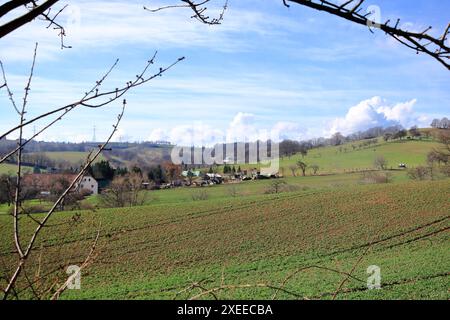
[0,58,120,165]
[0,54,185,142]
[2,100,126,300]
[0,1,33,19]
[0,60,20,115]
[0,0,60,39]
[145,0,228,25]
[284,0,450,70]
[12,43,38,259]
[175,263,368,300]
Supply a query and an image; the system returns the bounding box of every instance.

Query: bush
[191,190,209,201]
[79,202,97,211]
[264,180,288,194]
[373,155,388,170]
[226,185,239,197]
[440,165,450,177]
[407,166,431,180]
[8,204,48,215]
[360,172,392,184]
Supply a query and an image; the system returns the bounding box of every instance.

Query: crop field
[1,179,448,299]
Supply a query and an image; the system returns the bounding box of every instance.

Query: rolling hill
[0,130,448,300]
[0,179,448,299]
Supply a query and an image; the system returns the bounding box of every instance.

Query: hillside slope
[289,139,440,173]
[1,179,448,299]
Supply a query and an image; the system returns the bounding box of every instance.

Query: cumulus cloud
[148,123,224,146]
[328,96,424,136]
[272,122,306,141]
[226,112,259,142]
[147,128,169,142]
[147,113,307,146]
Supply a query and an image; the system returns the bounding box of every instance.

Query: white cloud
[147,112,308,146]
[226,112,259,142]
[147,128,169,142]
[376,99,418,126]
[0,0,311,62]
[271,121,306,141]
[328,96,424,136]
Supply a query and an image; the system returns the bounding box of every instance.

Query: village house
[79,176,99,195]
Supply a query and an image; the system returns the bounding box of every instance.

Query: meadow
[35,151,106,164]
[240,139,441,176]
[0,163,33,175]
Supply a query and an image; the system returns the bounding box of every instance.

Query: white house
[79,176,98,195]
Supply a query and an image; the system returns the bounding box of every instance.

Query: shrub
[191,190,209,201]
[79,202,96,211]
[440,165,450,177]
[373,155,388,170]
[226,185,239,197]
[8,204,48,215]
[264,180,288,194]
[407,166,431,181]
[360,172,392,184]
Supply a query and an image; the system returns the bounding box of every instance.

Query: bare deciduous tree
[100,172,146,208]
[265,179,287,194]
[373,155,388,170]
[297,160,307,176]
[288,165,297,177]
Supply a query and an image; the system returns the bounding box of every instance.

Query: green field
[1,178,448,299]
[36,151,106,164]
[234,139,441,176]
[84,170,411,207]
[0,152,104,176]
[0,163,33,175]
[0,137,449,300]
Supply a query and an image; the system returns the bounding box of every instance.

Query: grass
[222,139,440,176]
[1,178,448,299]
[0,152,104,176]
[35,151,105,164]
[0,163,34,175]
[83,170,410,207]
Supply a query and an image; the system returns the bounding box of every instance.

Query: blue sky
[0,0,449,145]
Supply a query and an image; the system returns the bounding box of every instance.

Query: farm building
[79,176,98,195]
